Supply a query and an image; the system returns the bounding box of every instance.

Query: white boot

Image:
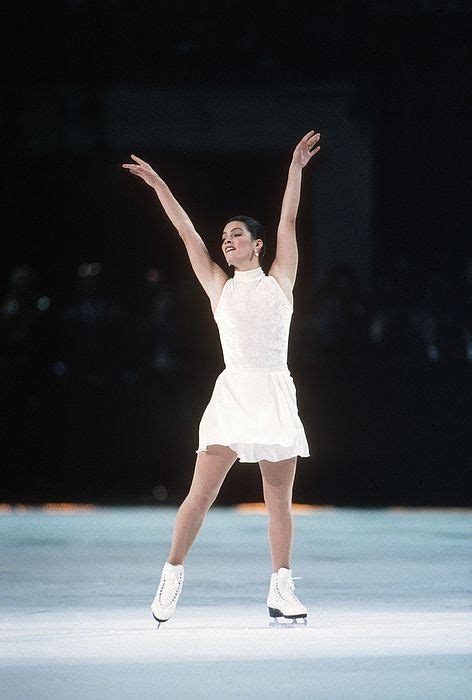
[151,561,184,627]
[267,567,308,625]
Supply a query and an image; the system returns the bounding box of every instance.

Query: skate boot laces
[156,569,183,608]
[288,576,301,598]
[278,574,302,603]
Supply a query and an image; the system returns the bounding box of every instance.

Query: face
[221,221,261,265]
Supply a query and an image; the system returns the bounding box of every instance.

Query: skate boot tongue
[276,567,301,583]
[165,562,183,573]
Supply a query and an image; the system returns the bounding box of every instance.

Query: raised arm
[269,131,321,290]
[122,155,227,304]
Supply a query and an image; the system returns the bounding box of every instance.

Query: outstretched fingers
[130,154,147,165]
[306,131,321,156]
[122,154,150,171]
[122,162,146,180]
[297,130,321,150]
[121,155,161,187]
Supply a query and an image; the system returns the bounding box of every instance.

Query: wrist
[153,176,166,190]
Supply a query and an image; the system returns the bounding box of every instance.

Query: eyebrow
[222,227,243,238]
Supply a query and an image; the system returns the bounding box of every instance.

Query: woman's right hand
[122,155,162,188]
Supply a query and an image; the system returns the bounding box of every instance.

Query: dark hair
[224,215,266,262]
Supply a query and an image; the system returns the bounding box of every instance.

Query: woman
[122,130,321,626]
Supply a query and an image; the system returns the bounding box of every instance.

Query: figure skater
[122,130,321,626]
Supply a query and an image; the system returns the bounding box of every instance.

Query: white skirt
[196,365,310,463]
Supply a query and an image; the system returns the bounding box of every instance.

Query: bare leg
[259,457,297,571]
[166,445,238,565]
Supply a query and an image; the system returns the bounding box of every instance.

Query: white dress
[196,265,310,463]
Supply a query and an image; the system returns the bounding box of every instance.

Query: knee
[186,490,218,512]
[263,486,293,513]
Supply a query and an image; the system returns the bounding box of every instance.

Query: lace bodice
[213,266,293,369]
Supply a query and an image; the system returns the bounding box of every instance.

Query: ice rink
[1,505,471,699]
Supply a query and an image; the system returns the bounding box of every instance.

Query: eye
[222,233,241,243]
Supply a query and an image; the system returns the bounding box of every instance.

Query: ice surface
[1,506,471,698]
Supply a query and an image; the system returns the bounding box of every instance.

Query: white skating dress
[196,265,310,463]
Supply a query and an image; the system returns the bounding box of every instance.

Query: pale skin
[122,130,321,571]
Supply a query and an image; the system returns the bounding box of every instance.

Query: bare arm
[279,161,303,228]
[122,155,227,302]
[269,131,321,289]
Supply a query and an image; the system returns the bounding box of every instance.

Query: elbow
[277,220,297,236]
[279,213,297,228]
[178,221,196,239]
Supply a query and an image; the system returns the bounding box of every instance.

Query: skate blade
[268,607,307,626]
[269,617,308,627]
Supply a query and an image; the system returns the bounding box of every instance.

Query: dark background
[2,1,471,506]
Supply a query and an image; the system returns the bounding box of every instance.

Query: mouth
[225,247,235,253]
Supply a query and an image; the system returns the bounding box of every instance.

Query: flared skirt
[196,365,310,463]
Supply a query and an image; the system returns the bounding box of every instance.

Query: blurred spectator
[367,256,411,357]
[306,263,371,355]
[0,264,41,346]
[407,268,470,362]
[62,262,123,383]
[0,265,46,395]
[134,267,178,373]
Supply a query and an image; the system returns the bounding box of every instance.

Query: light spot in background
[42,503,96,513]
[0,503,96,514]
[369,315,385,343]
[152,351,174,370]
[37,296,51,311]
[123,369,138,385]
[145,268,161,283]
[2,299,19,316]
[152,485,168,501]
[78,262,102,277]
[52,361,67,376]
[13,505,28,515]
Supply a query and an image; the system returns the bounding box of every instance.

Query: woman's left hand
[291,130,321,169]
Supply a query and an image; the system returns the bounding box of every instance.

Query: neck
[233,264,260,272]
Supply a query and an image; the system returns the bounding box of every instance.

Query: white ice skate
[267,567,308,626]
[151,561,184,628]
